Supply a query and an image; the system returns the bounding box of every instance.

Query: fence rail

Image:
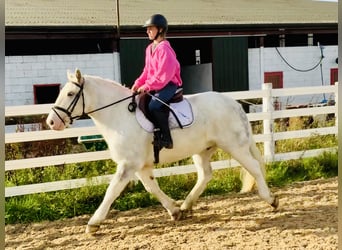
[5,83,338,197]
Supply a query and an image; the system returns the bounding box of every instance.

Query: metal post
[259,45,264,89]
[113,0,121,82]
[116,0,120,40]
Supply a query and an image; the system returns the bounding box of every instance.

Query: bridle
[52,80,138,125]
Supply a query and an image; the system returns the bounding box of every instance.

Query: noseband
[52,81,85,125]
[52,81,138,125]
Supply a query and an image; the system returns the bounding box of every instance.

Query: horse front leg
[136,167,181,221]
[86,164,136,233]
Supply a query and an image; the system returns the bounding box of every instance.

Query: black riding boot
[151,110,173,149]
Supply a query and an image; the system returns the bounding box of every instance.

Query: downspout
[113,0,121,82]
[259,36,265,89]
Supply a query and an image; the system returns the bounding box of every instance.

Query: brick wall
[5,53,120,106]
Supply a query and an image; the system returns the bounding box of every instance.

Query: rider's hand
[131,85,138,92]
[137,86,147,93]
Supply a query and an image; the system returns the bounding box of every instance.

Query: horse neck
[84,76,132,125]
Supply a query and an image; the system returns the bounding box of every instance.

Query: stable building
[5,0,338,106]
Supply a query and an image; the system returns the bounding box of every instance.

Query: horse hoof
[271,196,279,211]
[171,208,182,221]
[85,224,100,234]
[180,209,193,219]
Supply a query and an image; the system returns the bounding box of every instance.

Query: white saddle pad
[135,98,194,133]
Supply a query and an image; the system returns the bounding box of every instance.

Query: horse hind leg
[180,147,215,213]
[229,145,278,210]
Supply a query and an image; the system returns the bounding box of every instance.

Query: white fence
[5,83,338,197]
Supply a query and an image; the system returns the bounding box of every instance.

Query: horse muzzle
[46,111,68,131]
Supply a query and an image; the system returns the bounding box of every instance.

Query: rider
[131,14,182,149]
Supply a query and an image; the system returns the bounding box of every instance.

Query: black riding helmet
[143,14,168,40]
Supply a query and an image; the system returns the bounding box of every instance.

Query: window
[264,72,283,88]
[330,68,338,85]
[33,84,60,104]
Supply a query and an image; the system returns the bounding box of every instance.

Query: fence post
[262,83,274,162]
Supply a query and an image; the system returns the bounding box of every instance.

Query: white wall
[248,45,338,105]
[5,53,120,106]
[5,46,338,106]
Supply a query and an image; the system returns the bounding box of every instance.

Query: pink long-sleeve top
[133,40,182,92]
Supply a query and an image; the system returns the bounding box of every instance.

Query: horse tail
[240,137,265,193]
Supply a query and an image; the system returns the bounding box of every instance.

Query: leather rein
[52,81,138,125]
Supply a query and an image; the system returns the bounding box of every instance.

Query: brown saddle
[138,88,184,121]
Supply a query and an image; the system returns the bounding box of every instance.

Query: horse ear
[67,69,72,80]
[75,68,84,84]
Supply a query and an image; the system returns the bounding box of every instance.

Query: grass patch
[266,151,338,187]
[5,127,338,225]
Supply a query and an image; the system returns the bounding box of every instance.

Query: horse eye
[67,92,74,97]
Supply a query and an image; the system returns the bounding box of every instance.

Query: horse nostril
[49,120,54,126]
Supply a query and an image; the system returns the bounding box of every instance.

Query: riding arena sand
[5,177,337,250]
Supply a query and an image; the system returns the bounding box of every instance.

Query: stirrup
[152,128,161,146]
[160,139,173,149]
[153,129,161,163]
[153,128,173,149]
